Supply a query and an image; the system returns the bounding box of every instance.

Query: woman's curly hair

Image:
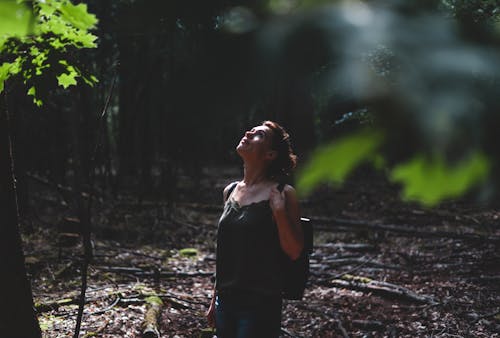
[262,120,298,180]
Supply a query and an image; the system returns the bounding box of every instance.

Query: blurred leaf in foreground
[390,152,490,206]
[0,1,32,42]
[297,129,384,196]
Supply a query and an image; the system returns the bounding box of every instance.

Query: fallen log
[326,274,437,305]
[312,216,500,244]
[142,296,163,338]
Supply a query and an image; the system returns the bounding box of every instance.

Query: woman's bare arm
[270,185,304,260]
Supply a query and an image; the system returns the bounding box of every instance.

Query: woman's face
[236,125,274,159]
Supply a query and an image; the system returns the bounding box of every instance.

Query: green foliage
[0,57,22,92]
[268,0,500,206]
[179,248,198,257]
[0,1,33,47]
[297,130,384,196]
[390,152,490,206]
[56,62,78,89]
[0,0,98,104]
[298,127,490,206]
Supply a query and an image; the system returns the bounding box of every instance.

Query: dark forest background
[7,0,323,207]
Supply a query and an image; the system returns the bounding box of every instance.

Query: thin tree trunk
[0,90,41,338]
[73,76,116,338]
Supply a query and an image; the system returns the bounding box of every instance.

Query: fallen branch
[35,298,79,313]
[35,293,111,314]
[87,295,120,316]
[142,296,163,338]
[95,266,214,278]
[326,275,437,305]
[352,319,385,331]
[311,256,378,282]
[320,257,401,270]
[312,216,500,244]
[280,327,303,338]
[316,243,377,252]
[26,173,103,200]
[469,275,500,284]
[119,295,194,311]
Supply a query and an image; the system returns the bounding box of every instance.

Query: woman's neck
[242,162,269,186]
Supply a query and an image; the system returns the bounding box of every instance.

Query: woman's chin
[236,146,250,157]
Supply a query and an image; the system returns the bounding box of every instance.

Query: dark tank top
[216,183,285,296]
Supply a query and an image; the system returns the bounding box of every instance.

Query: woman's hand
[206,297,216,328]
[269,185,286,215]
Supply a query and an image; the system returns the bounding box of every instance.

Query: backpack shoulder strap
[277,182,286,192]
[224,181,239,202]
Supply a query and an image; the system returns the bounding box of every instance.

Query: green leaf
[27,86,36,97]
[0,1,33,38]
[57,67,78,89]
[49,38,66,50]
[38,3,57,18]
[82,74,98,86]
[0,62,12,93]
[390,152,490,206]
[297,129,384,196]
[40,17,67,35]
[27,84,44,106]
[0,58,22,93]
[72,31,97,48]
[58,2,98,30]
[9,57,22,75]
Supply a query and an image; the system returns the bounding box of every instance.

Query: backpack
[279,181,313,300]
[281,216,313,300]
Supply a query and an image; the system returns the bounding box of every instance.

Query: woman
[206,121,304,338]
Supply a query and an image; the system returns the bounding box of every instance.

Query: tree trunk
[0,92,41,338]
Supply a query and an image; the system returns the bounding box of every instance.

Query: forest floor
[22,166,500,337]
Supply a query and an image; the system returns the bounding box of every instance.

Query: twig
[87,295,121,316]
[336,320,350,338]
[472,308,500,323]
[312,255,377,284]
[280,327,303,338]
[25,173,102,200]
[94,265,214,278]
[325,275,437,305]
[74,74,117,338]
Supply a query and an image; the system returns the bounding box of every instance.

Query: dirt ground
[23,167,500,337]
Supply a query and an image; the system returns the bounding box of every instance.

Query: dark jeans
[215,291,282,338]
